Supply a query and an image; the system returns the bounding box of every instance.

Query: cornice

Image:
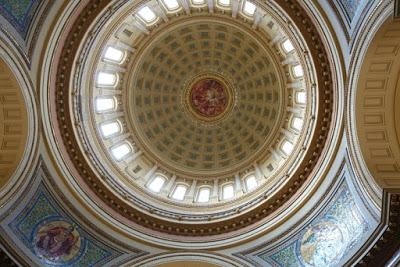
[51,0,338,240]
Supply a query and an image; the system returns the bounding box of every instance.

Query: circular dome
[80,8,313,217]
[52,0,338,242]
[125,19,285,177]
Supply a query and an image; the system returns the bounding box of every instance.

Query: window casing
[245,175,257,191]
[148,175,166,193]
[222,184,234,200]
[197,187,211,203]
[296,92,307,104]
[191,0,206,5]
[104,47,125,63]
[137,6,157,23]
[243,1,256,16]
[281,140,294,155]
[171,184,188,200]
[218,0,230,7]
[282,39,294,53]
[291,117,303,131]
[162,0,180,10]
[293,65,304,78]
[111,143,131,160]
[97,72,118,87]
[100,121,121,138]
[95,97,115,112]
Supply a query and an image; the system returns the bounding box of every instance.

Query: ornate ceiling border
[51,0,339,241]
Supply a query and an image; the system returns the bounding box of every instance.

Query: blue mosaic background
[8,185,123,267]
[259,182,372,267]
[0,0,41,38]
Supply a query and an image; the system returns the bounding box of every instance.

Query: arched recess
[355,18,400,188]
[127,252,245,267]
[155,262,220,267]
[0,58,28,188]
[0,34,37,207]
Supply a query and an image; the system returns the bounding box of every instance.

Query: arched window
[97,72,118,86]
[104,47,125,63]
[222,184,234,200]
[282,39,294,53]
[148,175,166,193]
[111,143,131,160]
[172,184,188,200]
[162,0,179,10]
[192,0,205,5]
[197,187,211,203]
[100,121,121,138]
[291,117,303,131]
[218,0,230,6]
[293,64,304,78]
[95,97,115,112]
[245,175,257,191]
[243,1,256,16]
[281,140,294,155]
[137,6,157,23]
[296,91,307,104]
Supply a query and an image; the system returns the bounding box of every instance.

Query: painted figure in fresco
[191,79,227,117]
[35,225,78,260]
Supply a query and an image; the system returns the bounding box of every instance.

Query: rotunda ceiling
[50,0,338,242]
[126,19,285,177]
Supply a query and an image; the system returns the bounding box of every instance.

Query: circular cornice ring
[51,0,339,242]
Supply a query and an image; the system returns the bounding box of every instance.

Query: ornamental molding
[51,0,339,241]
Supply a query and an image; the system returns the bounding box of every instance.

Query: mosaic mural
[0,0,41,38]
[339,0,362,22]
[3,182,140,266]
[258,182,372,267]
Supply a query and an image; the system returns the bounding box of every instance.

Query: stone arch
[354,18,400,188]
[155,262,220,267]
[128,251,244,267]
[0,58,28,188]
